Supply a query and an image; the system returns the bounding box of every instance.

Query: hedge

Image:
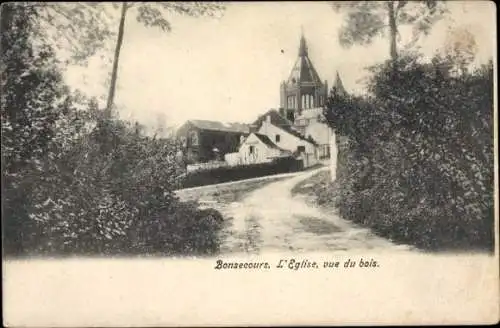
[323,55,494,252]
[180,157,304,188]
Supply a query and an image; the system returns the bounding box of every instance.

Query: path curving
[219,167,413,255]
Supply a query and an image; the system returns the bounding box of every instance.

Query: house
[293,107,331,159]
[178,31,346,176]
[176,119,250,164]
[226,133,292,166]
[256,113,318,168]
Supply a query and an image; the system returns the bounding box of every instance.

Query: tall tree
[104,2,225,116]
[331,1,447,62]
[22,2,225,115]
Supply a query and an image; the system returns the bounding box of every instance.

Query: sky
[63,1,496,130]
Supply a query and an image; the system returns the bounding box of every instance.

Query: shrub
[323,55,494,252]
[19,113,225,257]
[180,156,303,188]
[1,3,225,257]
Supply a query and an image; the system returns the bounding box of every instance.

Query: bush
[180,157,303,188]
[1,4,225,257]
[10,113,225,257]
[323,55,494,252]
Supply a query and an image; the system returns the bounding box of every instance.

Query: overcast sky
[63,1,496,129]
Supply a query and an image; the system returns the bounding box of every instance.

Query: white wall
[224,152,241,166]
[238,133,281,165]
[258,120,318,167]
[304,120,330,146]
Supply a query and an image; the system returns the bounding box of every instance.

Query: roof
[287,35,323,85]
[253,133,280,149]
[252,109,318,146]
[187,120,250,134]
[247,133,292,154]
[252,109,294,129]
[331,71,347,97]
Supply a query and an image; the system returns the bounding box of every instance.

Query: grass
[290,169,338,210]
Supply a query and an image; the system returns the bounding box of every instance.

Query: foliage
[332,1,448,60]
[23,111,223,256]
[442,26,478,75]
[131,2,225,32]
[20,2,225,63]
[12,2,226,115]
[105,1,225,112]
[2,3,224,257]
[181,157,304,188]
[1,3,71,254]
[323,55,494,251]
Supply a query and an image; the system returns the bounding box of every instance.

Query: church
[278,32,346,160]
[178,32,346,170]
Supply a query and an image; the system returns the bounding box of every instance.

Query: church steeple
[332,71,347,97]
[280,30,328,119]
[299,27,308,57]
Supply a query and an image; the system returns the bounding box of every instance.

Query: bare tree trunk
[105,2,128,117]
[387,1,398,63]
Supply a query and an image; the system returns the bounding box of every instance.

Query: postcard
[2,1,498,326]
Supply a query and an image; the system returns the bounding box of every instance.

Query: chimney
[266,115,271,123]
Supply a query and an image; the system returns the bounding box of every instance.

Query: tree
[2,3,226,257]
[1,3,72,254]
[331,1,447,62]
[18,2,225,115]
[324,53,494,251]
[104,2,225,116]
[442,26,478,75]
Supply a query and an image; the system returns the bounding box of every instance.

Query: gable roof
[252,109,318,146]
[253,133,280,149]
[252,109,293,129]
[245,133,292,155]
[187,120,250,134]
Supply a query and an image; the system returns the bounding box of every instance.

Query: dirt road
[190,167,413,255]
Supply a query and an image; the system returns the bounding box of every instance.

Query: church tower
[280,31,328,122]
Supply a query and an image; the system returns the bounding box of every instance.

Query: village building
[225,109,318,168]
[225,132,292,166]
[177,32,346,172]
[176,120,250,164]
[256,113,318,167]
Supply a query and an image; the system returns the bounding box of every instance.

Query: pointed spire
[332,71,347,96]
[299,26,308,57]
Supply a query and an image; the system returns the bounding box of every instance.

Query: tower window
[275,134,280,143]
[287,95,296,109]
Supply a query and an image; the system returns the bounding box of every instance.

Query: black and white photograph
[2,1,498,326]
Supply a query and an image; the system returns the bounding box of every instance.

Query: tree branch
[395,0,408,18]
